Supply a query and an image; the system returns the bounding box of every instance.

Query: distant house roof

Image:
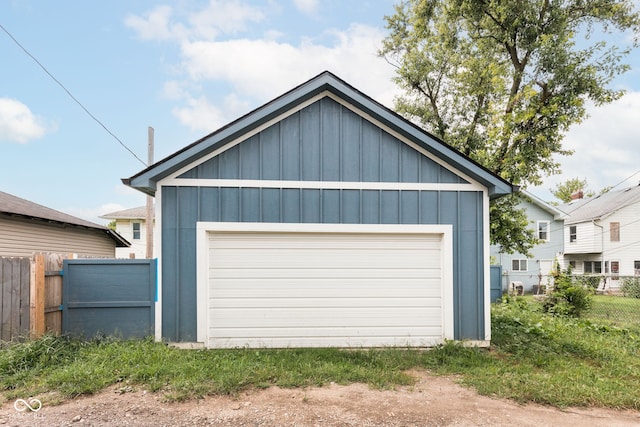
[101,206,154,220]
[521,190,568,220]
[558,184,640,224]
[0,190,130,247]
[123,71,513,200]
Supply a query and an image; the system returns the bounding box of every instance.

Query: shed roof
[558,184,640,224]
[0,190,130,247]
[124,71,513,199]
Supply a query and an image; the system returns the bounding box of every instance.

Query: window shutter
[610,222,620,242]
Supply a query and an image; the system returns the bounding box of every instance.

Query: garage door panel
[211,233,442,249]
[211,268,440,280]
[210,326,443,338]
[210,307,442,328]
[211,248,440,270]
[205,230,446,348]
[210,297,442,309]
[211,278,442,298]
[209,335,443,349]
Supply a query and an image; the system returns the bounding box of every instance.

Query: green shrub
[574,275,600,290]
[543,269,592,317]
[621,277,640,298]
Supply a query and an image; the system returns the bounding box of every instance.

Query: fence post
[30,253,45,338]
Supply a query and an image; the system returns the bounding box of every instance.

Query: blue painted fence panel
[490,265,503,303]
[62,259,157,339]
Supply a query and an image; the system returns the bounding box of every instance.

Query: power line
[0,22,147,167]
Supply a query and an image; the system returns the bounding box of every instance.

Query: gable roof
[123,71,513,199]
[0,190,130,247]
[101,205,153,220]
[520,190,568,221]
[558,184,640,224]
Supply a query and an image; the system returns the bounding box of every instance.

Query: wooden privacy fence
[1,253,70,341]
[0,256,31,341]
[1,254,157,341]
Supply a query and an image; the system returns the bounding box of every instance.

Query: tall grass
[2,297,639,409]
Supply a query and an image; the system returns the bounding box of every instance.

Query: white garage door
[203,227,450,348]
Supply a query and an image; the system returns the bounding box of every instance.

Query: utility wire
[0,22,147,167]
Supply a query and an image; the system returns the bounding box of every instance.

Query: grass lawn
[1,296,639,409]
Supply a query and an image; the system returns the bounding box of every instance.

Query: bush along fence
[0,253,68,341]
[536,272,640,329]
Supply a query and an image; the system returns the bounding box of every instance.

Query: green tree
[550,177,613,204]
[551,177,594,203]
[380,0,639,253]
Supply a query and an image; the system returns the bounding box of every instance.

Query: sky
[1,0,639,226]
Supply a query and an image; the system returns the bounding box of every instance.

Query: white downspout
[593,220,605,292]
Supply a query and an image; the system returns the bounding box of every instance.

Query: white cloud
[0,97,50,143]
[128,3,397,136]
[178,22,395,104]
[125,1,265,42]
[534,91,640,199]
[186,0,265,39]
[125,5,182,41]
[172,93,251,132]
[292,0,319,15]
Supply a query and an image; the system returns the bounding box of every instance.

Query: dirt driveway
[2,371,639,426]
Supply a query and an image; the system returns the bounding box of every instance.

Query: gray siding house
[490,191,566,294]
[0,190,129,257]
[124,72,512,348]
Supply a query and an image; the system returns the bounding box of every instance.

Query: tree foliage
[550,177,612,204]
[550,177,594,203]
[380,0,639,253]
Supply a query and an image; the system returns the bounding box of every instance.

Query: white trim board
[196,222,454,347]
[161,178,484,192]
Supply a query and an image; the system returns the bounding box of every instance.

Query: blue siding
[178,98,468,185]
[63,259,156,339]
[161,186,485,342]
[490,197,562,292]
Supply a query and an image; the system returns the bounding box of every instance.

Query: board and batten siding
[156,95,488,343]
[0,216,116,257]
[178,98,468,185]
[161,186,484,342]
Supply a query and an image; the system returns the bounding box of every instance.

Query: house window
[610,222,620,242]
[537,221,550,241]
[635,261,640,275]
[569,260,577,270]
[512,259,528,272]
[584,261,602,274]
[610,261,619,279]
[132,222,141,240]
[569,225,577,243]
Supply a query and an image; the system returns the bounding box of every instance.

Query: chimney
[570,190,584,200]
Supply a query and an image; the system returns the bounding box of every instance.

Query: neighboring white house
[490,191,567,293]
[557,184,640,291]
[100,206,154,259]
